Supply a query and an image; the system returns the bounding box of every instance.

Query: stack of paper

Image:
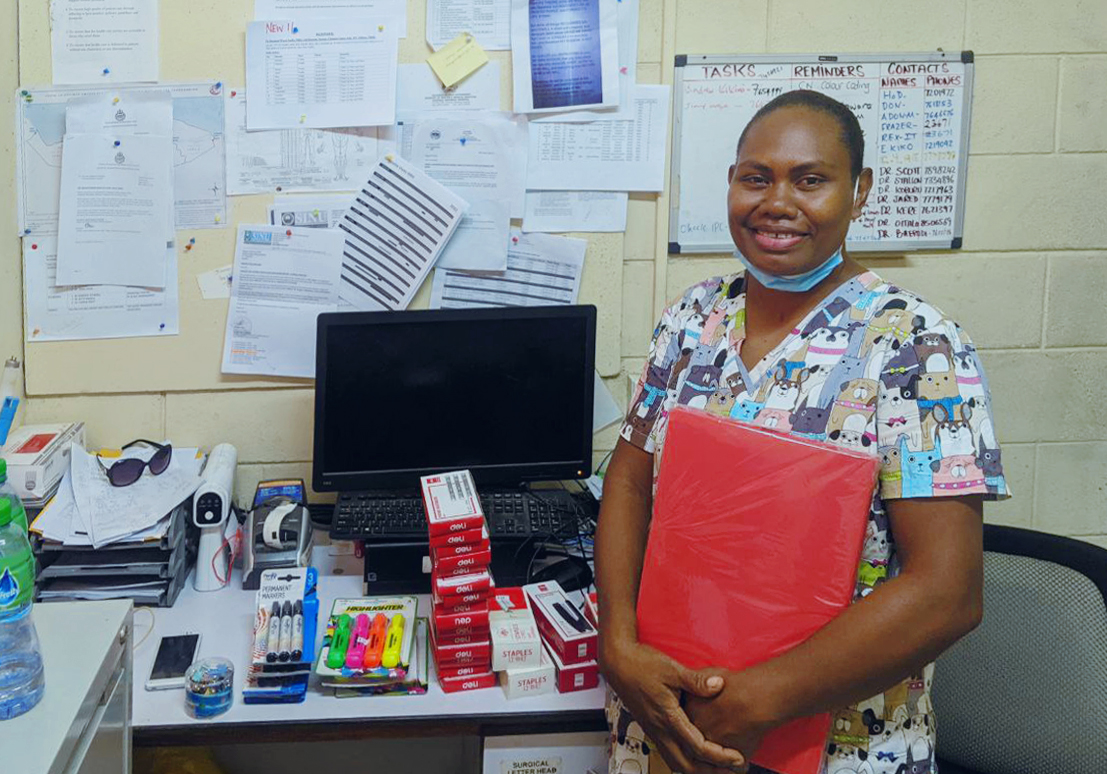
[31,443,204,548]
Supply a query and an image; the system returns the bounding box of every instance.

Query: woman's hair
[736,90,865,181]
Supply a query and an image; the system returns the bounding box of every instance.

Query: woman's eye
[741,175,769,187]
[798,175,823,187]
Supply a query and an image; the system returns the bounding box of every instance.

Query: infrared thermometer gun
[193,443,238,592]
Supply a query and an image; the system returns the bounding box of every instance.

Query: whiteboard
[668,52,974,254]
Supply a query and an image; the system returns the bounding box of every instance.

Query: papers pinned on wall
[427,0,511,51]
[337,156,468,311]
[430,230,586,309]
[221,225,345,378]
[396,62,502,117]
[245,19,400,130]
[426,33,490,90]
[255,0,409,38]
[525,85,671,192]
[510,0,621,115]
[523,191,628,233]
[50,0,159,85]
[225,89,379,196]
[15,82,228,237]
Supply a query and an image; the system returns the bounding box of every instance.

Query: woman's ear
[852,168,874,219]
[727,164,737,185]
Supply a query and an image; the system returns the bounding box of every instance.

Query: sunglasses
[97,440,173,487]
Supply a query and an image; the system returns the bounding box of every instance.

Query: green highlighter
[326,614,353,669]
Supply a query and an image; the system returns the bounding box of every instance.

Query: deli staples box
[439,670,497,694]
[421,470,486,537]
[433,569,493,599]
[545,640,600,693]
[429,524,488,551]
[524,581,598,665]
[490,587,542,671]
[500,646,555,699]
[0,422,84,502]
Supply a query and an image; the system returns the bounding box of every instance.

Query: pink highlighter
[345,613,371,669]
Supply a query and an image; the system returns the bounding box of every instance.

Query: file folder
[636,406,878,774]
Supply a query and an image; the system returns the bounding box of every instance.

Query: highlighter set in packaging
[422,470,497,693]
[314,596,427,696]
[244,567,319,704]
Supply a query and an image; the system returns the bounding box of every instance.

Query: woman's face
[728,105,871,278]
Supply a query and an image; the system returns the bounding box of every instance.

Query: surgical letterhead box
[525,581,597,665]
[1,422,85,501]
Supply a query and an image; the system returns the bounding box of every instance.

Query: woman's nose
[762,181,798,218]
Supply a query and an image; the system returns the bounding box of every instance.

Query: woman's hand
[684,669,778,765]
[601,639,748,774]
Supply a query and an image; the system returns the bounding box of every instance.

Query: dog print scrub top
[609,270,1010,774]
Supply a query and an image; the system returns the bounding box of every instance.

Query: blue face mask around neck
[734,245,844,293]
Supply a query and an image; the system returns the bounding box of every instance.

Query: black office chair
[931,524,1107,774]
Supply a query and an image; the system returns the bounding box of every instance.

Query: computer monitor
[313,305,597,492]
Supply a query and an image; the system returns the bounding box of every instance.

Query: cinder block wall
[2,0,1105,544]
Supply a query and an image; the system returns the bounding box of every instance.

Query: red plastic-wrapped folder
[636,406,878,774]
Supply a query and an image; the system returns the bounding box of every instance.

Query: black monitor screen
[314,306,596,490]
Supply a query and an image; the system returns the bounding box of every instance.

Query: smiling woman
[596,91,1011,774]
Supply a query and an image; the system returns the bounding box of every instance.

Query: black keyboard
[329,489,579,542]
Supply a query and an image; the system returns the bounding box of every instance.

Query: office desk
[133,547,606,747]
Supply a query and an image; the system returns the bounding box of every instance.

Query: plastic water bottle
[0,460,28,534]
[0,499,44,720]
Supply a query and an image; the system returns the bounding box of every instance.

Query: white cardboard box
[491,587,542,671]
[1,422,84,502]
[499,647,555,699]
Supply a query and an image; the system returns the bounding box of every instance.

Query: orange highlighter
[381,614,405,669]
[362,613,389,669]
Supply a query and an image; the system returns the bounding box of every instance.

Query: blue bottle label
[0,551,34,612]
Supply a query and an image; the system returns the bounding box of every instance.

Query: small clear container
[184,657,234,719]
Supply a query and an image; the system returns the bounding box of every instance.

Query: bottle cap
[0,499,10,527]
[0,458,6,483]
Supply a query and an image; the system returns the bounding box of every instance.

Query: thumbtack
[292,26,299,33]
[23,228,30,235]
[385,153,395,162]
[231,90,237,97]
[378,24,385,31]
[31,244,37,250]
[286,229,292,237]
[184,244,192,252]
[214,215,222,223]
[460,137,467,146]
[32,329,40,337]
[215,81,222,89]
[620,66,628,75]
[312,209,320,217]
[299,115,306,123]
[189,238,196,245]
[159,323,166,330]
[102,67,110,75]
[114,140,121,147]
[20,90,27,96]
[511,235,519,244]
[276,186,283,192]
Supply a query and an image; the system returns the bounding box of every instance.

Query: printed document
[196,265,233,300]
[427,0,511,51]
[526,84,670,191]
[24,237,179,341]
[532,0,638,121]
[511,0,620,115]
[522,191,628,232]
[245,19,399,130]
[430,230,585,308]
[397,62,501,116]
[411,119,514,270]
[222,225,345,378]
[269,193,357,229]
[56,133,172,287]
[65,91,173,135]
[50,0,158,85]
[337,156,468,310]
[225,89,379,195]
[68,443,203,548]
[15,82,227,235]
[255,0,408,38]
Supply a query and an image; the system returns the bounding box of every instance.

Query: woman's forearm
[595,440,655,656]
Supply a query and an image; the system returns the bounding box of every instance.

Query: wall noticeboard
[668,52,975,254]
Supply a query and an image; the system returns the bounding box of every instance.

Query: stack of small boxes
[421,470,497,693]
[491,587,552,698]
[525,580,600,693]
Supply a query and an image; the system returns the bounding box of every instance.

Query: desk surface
[2,600,131,774]
[132,547,606,745]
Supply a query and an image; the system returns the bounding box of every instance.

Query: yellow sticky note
[427,33,489,89]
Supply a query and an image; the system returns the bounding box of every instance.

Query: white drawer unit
[0,600,133,774]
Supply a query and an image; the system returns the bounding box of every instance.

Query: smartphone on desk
[145,633,201,691]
